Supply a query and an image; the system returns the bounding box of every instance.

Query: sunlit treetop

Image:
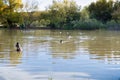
[14,0,22,6]
[2,0,23,8]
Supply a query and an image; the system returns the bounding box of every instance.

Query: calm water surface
[0,30,120,80]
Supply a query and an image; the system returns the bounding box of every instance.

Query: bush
[72,19,105,30]
[31,21,40,27]
[62,23,74,30]
[106,20,120,30]
[31,19,50,27]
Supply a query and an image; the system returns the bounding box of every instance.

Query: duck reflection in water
[16,42,21,52]
[60,40,63,43]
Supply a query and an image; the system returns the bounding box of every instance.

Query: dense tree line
[0,0,120,30]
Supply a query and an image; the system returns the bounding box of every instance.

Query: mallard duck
[16,42,21,52]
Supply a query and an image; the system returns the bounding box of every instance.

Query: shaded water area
[0,29,120,80]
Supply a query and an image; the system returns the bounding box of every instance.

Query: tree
[0,0,23,28]
[113,0,120,10]
[80,7,90,21]
[20,0,39,28]
[0,0,5,22]
[112,0,120,22]
[88,0,114,23]
[48,0,80,29]
[112,7,120,22]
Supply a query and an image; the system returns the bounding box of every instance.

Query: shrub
[72,19,105,30]
[106,20,120,30]
[31,19,50,27]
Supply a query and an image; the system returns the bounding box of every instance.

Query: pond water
[0,29,120,80]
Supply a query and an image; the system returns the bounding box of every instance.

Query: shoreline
[1,26,120,31]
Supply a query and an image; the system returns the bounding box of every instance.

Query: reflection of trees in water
[50,40,78,59]
[0,30,23,65]
[0,53,4,58]
[0,51,22,66]
[87,36,120,64]
[0,30,24,50]
[49,30,81,59]
[9,52,22,65]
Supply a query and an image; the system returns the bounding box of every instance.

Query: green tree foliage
[88,0,114,23]
[112,7,120,22]
[72,19,105,30]
[0,0,5,21]
[80,7,90,21]
[0,0,23,28]
[48,0,80,29]
[20,1,39,28]
[113,0,120,10]
[112,0,120,22]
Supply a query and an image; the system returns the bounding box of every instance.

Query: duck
[16,42,21,52]
[60,40,63,43]
[60,32,62,34]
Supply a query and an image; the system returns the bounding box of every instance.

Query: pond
[0,29,120,80]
